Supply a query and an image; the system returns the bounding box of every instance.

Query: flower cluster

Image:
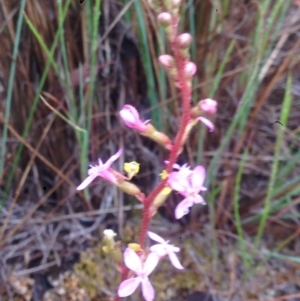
[75,0,217,300]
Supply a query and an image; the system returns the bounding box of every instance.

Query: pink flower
[147,231,184,269]
[119,105,149,132]
[76,149,122,190]
[118,248,159,301]
[168,165,207,219]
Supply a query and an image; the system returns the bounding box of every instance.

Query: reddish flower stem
[138,17,191,247]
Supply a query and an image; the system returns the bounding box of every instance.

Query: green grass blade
[0,0,27,188]
[254,73,293,248]
[234,148,250,268]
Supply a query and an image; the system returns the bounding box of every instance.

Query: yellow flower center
[160,169,169,180]
[124,161,140,176]
[128,243,141,251]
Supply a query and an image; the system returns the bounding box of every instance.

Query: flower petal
[123,248,142,272]
[191,166,206,193]
[76,173,98,190]
[193,194,206,205]
[118,277,141,297]
[150,244,167,257]
[198,116,214,132]
[124,105,140,120]
[168,172,189,194]
[103,149,122,169]
[99,169,118,184]
[174,198,193,219]
[141,279,155,301]
[147,231,166,244]
[144,252,159,276]
[168,251,184,270]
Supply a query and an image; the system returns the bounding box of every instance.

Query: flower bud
[119,104,148,133]
[172,0,181,8]
[158,54,175,69]
[102,229,118,254]
[199,98,217,114]
[184,62,197,78]
[157,12,172,27]
[177,33,193,48]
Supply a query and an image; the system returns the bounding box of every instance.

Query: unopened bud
[171,0,181,16]
[103,229,117,240]
[102,229,119,258]
[184,62,197,77]
[157,12,172,27]
[177,33,193,48]
[158,55,175,69]
[199,98,217,114]
[172,0,181,7]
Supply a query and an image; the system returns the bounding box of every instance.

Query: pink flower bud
[158,54,174,69]
[184,62,197,77]
[177,33,193,48]
[157,12,172,26]
[172,0,181,8]
[199,98,217,114]
[119,105,148,132]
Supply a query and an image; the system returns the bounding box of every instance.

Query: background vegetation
[0,0,300,300]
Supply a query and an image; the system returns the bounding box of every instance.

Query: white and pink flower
[118,248,159,301]
[76,149,122,190]
[148,231,184,269]
[168,165,207,219]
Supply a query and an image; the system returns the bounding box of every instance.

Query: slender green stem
[0,0,27,193]
[254,74,292,248]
